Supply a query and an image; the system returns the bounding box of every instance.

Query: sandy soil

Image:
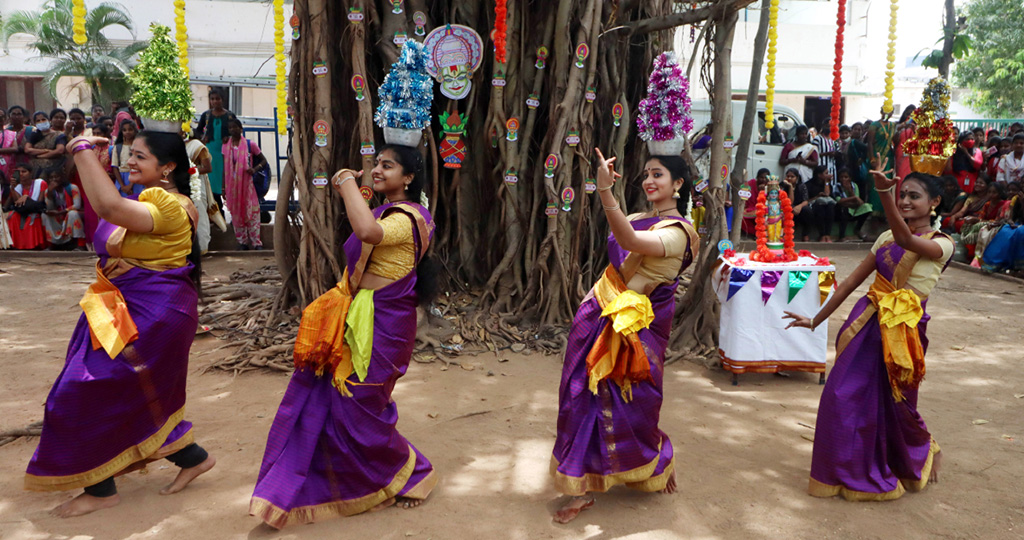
[1,250,1023,540]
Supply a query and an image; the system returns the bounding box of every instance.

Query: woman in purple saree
[250,145,436,529]
[785,169,954,501]
[552,149,698,523]
[26,131,214,517]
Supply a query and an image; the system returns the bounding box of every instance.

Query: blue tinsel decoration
[375,41,434,130]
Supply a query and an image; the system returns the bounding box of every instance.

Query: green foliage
[955,0,1024,117]
[0,0,142,105]
[916,35,972,70]
[126,24,194,122]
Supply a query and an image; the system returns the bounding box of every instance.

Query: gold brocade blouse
[364,212,416,280]
[119,188,193,269]
[625,213,697,290]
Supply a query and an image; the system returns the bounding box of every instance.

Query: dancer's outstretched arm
[784,253,876,331]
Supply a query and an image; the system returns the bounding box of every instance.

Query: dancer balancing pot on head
[249,145,437,528]
[551,147,698,524]
[24,130,215,518]
[783,164,954,501]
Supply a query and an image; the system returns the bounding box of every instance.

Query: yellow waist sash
[865,273,926,402]
[585,264,656,402]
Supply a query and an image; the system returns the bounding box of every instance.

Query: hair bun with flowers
[637,51,693,156]
[375,41,435,147]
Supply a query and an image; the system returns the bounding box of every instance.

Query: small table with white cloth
[711,254,836,385]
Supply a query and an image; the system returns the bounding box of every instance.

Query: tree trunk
[729,0,770,242]
[938,0,956,79]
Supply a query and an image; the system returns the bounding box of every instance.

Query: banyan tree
[273,0,761,365]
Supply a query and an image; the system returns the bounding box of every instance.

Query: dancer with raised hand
[784,164,954,501]
[25,129,214,517]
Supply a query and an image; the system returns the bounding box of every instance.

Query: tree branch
[624,0,757,35]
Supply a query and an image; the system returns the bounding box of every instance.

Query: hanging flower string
[494,0,507,64]
[780,190,796,261]
[829,0,846,140]
[764,0,780,129]
[72,0,87,45]
[174,0,189,77]
[882,0,899,115]
[273,0,288,135]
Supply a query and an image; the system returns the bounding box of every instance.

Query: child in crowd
[109,120,142,196]
[741,168,770,236]
[42,168,85,250]
[833,168,871,242]
[806,165,837,242]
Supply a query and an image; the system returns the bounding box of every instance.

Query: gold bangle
[597,185,613,192]
[876,185,895,193]
[602,202,620,212]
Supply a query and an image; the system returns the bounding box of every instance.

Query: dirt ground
[1,249,1022,540]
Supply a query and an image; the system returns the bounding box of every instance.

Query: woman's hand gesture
[783,311,813,330]
[869,155,898,193]
[330,169,362,198]
[594,148,621,191]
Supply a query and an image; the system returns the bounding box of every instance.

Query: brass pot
[910,154,948,176]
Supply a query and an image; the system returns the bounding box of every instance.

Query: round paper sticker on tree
[738,187,752,200]
[717,239,734,253]
[360,141,375,155]
[565,130,580,147]
[535,46,548,69]
[575,43,589,68]
[585,177,596,193]
[585,86,596,103]
[394,31,408,46]
[313,60,328,77]
[612,103,623,127]
[526,93,540,109]
[313,171,328,188]
[391,0,404,14]
[290,14,300,40]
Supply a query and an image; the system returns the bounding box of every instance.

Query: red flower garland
[829,0,847,140]
[751,191,772,261]
[494,0,507,64]
[751,189,798,263]
[780,190,797,261]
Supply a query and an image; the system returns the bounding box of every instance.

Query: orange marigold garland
[780,190,797,261]
[751,190,797,263]
[494,0,507,64]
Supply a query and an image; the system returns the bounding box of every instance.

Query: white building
[678,0,983,129]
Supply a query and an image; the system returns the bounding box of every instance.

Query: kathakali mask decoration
[423,24,484,100]
[439,110,468,169]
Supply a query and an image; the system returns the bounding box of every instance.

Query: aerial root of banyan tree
[197,267,568,375]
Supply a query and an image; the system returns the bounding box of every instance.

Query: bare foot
[159,455,216,495]
[370,498,395,512]
[660,470,677,494]
[930,450,942,484]
[397,497,422,509]
[51,492,120,518]
[553,495,594,524]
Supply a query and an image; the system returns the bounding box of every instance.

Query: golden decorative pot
[909,154,948,176]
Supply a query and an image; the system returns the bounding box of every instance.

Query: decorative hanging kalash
[763,0,780,130]
[128,24,196,133]
[273,0,287,135]
[829,0,847,140]
[374,41,434,150]
[902,77,956,175]
[72,0,87,45]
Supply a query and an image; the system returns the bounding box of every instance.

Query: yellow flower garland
[882,0,899,115]
[274,0,287,135]
[72,0,87,45]
[764,0,779,129]
[174,0,190,132]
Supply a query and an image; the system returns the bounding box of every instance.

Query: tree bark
[938,0,956,79]
[729,0,770,242]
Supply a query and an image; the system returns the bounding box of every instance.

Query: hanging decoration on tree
[127,24,195,131]
[391,0,404,15]
[903,77,956,174]
[423,24,484,100]
[575,43,589,68]
[566,130,580,147]
[506,118,519,141]
[360,141,375,155]
[544,154,559,178]
[545,200,558,217]
[882,0,899,115]
[561,188,575,212]
[585,177,596,193]
[313,59,328,77]
[637,51,693,156]
[526,93,540,109]
[764,0,780,129]
[375,41,435,146]
[394,30,409,46]
[273,0,287,135]
[585,86,596,103]
[72,0,87,45]
[612,103,623,127]
[439,110,468,169]
[290,14,300,40]
[492,69,506,87]
[413,12,427,37]
[348,7,364,24]
[829,0,847,140]
[314,120,329,147]
[493,0,507,64]
[351,74,366,101]
[535,46,548,69]
[504,167,518,185]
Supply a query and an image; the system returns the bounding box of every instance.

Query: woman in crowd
[960,181,1006,259]
[742,168,771,236]
[784,168,812,241]
[780,125,818,183]
[49,108,67,135]
[996,133,1024,184]
[807,165,838,241]
[4,163,48,249]
[251,144,436,528]
[812,118,841,181]
[866,108,896,212]
[221,118,267,250]
[833,167,871,242]
[894,105,917,181]
[936,176,963,227]
[42,168,85,250]
[0,170,11,249]
[65,108,89,140]
[110,120,144,196]
[551,148,698,524]
[981,193,1024,274]
[845,122,871,195]
[196,89,237,209]
[25,130,214,517]
[6,106,33,168]
[984,135,1003,179]
[785,166,953,501]
[951,131,984,194]
[185,128,217,253]
[25,111,67,174]
[0,110,20,180]
[945,175,998,233]
[109,101,133,139]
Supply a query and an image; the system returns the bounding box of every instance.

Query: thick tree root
[0,420,43,447]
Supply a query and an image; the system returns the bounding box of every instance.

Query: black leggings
[836,206,869,238]
[83,443,208,498]
[796,201,836,240]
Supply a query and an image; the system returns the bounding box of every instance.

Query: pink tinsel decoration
[637,52,693,142]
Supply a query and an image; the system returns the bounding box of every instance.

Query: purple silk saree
[250,202,436,529]
[809,234,949,501]
[25,214,198,492]
[552,216,695,496]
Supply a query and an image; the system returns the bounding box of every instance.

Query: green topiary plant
[127,23,194,125]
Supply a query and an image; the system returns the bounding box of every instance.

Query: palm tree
[0,0,147,105]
